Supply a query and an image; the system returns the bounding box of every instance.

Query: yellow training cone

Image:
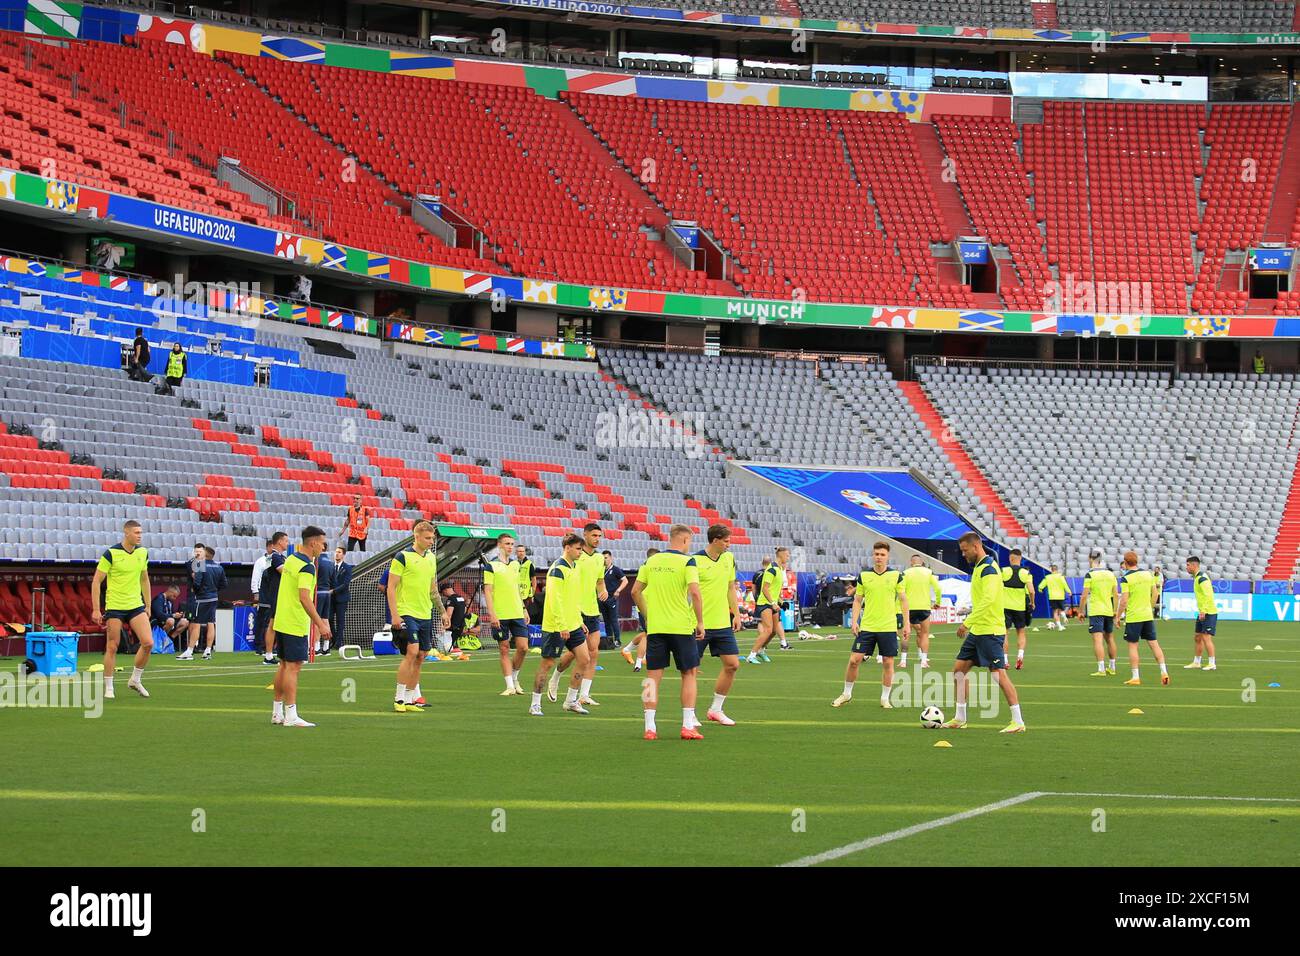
[264,683,275,690]
[1128,708,1144,715]
[87,663,104,672]
[933,740,953,748]
[1254,645,1263,650]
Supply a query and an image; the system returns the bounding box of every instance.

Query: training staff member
[343,495,371,552]
[165,343,188,386]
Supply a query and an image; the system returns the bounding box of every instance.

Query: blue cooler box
[780,605,796,631]
[27,632,79,676]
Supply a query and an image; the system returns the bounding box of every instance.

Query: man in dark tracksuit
[315,550,336,657]
[182,545,226,660]
[441,583,467,649]
[328,546,352,655]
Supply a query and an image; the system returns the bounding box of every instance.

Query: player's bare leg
[833,652,866,706]
[706,654,739,725]
[562,642,592,714]
[124,614,153,697]
[102,619,122,698]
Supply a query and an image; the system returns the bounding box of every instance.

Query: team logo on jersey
[841,489,891,511]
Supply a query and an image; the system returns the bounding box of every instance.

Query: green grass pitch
[3,620,1297,866]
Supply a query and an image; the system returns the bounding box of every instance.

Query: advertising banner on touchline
[741,465,972,542]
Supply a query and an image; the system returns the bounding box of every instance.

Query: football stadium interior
[1,0,1298,873]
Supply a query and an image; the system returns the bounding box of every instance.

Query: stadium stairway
[1273,108,1300,244]
[1264,447,1300,579]
[897,380,1029,541]
[549,98,670,234]
[912,123,976,244]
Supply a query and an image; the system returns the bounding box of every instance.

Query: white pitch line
[780,790,1300,867]
[1041,791,1300,803]
[779,791,1046,867]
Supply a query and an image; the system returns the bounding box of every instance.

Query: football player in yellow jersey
[834,542,908,709]
[1081,551,1119,676]
[1183,556,1219,671]
[1001,548,1033,669]
[694,524,742,726]
[548,523,608,706]
[901,554,942,669]
[746,547,790,663]
[530,533,589,716]
[945,532,1025,733]
[631,524,705,740]
[1037,565,1072,631]
[1117,550,1169,686]
[483,532,529,696]
[90,519,154,700]
[621,548,659,671]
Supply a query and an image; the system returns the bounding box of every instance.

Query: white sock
[513,673,524,689]
[405,686,417,704]
[842,681,854,697]
[580,678,593,699]
[412,684,421,699]
[955,701,967,722]
[504,674,515,690]
[644,709,656,732]
[131,667,144,683]
[1097,660,1106,673]
[1108,658,1116,670]
[899,653,908,667]
[711,694,726,712]
[273,700,284,718]
[264,652,275,661]
[682,707,695,728]
[1131,668,1140,680]
[1159,662,1167,675]
[1208,656,1215,666]
[531,692,542,707]
[395,683,407,702]
[1011,704,1023,724]
[1191,656,1202,664]
[286,704,297,723]
[104,675,114,692]
[920,652,928,666]
[879,684,891,703]
[565,687,578,706]
[1017,649,1024,660]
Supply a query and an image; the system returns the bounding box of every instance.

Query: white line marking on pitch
[780,791,1300,867]
[780,791,1046,867]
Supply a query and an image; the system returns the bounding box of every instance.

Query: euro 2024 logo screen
[840,489,930,529]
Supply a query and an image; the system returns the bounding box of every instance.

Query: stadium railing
[909,354,1177,378]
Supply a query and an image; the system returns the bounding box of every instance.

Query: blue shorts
[399,615,434,652]
[1088,615,1115,635]
[908,610,931,625]
[1196,613,1218,636]
[1049,600,1065,612]
[1124,620,1157,643]
[647,633,699,672]
[698,627,739,657]
[494,619,529,642]
[852,631,898,658]
[105,607,147,625]
[275,631,309,663]
[582,614,602,636]
[1003,609,1030,630]
[956,632,1007,670]
[756,603,778,619]
[191,600,217,625]
[540,630,585,659]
